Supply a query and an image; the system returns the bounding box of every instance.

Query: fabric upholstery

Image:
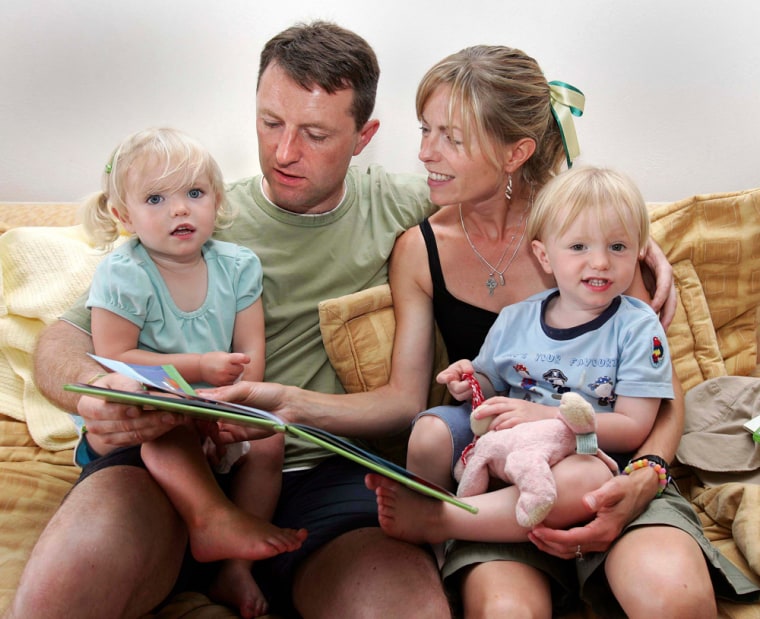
[318,284,395,393]
[649,189,760,382]
[318,283,450,408]
[0,202,80,233]
[667,259,728,391]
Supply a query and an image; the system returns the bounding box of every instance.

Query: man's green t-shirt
[63,165,434,469]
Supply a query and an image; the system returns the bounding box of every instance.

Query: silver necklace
[459,188,532,296]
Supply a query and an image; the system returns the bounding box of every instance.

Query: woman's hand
[199,380,288,413]
[528,466,659,556]
[79,372,183,455]
[641,238,677,329]
[198,380,289,442]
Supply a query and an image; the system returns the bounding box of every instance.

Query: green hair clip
[104,162,113,174]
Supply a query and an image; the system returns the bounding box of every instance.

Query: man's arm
[33,320,101,412]
[34,320,182,456]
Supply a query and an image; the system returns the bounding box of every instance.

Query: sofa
[1,188,759,618]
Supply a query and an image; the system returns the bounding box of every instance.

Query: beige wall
[2,0,759,203]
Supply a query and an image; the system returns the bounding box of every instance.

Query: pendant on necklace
[486,276,498,296]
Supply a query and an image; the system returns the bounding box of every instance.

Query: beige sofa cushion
[649,188,760,381]
[318,284,395,393]
[667,260,727,391]
[0,202,80,233]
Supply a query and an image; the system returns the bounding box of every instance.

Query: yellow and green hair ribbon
[549,81,585,168]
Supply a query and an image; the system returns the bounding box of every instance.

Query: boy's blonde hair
[82,127,235,248]
[526,166,649,251]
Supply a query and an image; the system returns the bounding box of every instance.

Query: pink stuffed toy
[454,391,618,527]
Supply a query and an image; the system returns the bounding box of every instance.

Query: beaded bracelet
[622,455,671,497]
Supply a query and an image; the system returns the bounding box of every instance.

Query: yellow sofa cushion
[318,284,395,394]
[650,188,760,385]
[667,259,727,391]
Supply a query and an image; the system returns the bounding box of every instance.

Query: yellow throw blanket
[0,225,112,450]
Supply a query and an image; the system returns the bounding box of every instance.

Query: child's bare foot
[188,504,307,563]
[365,473,451,544]
[209,559,268,619]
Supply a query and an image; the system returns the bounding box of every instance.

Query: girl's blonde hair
[415,45,566,187]
[526,166,649,251]
[82,127,235,248]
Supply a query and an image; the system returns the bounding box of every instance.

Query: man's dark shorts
[75,444,379,618]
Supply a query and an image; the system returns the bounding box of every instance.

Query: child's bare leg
[542,455,615,528]
[211,560,268,619]
[365,455,613,544]
[406,414,456,490]
[142,427,305,564]
[366,472,506,544]
[209,434,284,618]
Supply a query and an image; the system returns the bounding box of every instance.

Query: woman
[364,45,758,617]
[204,43,757,616]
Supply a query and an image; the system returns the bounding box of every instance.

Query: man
[7,22,448,619]
[6,20,676,619]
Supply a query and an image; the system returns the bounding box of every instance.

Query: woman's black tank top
[420,219,499,361]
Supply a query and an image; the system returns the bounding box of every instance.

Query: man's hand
[528,470,656,557]
[79,372,183,455]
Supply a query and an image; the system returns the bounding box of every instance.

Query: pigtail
[81,191,120,249]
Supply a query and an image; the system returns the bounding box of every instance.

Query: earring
[505,173,513,201]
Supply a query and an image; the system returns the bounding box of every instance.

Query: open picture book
[65,355,477,513]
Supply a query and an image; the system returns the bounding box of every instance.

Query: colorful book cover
[66,357,477,513]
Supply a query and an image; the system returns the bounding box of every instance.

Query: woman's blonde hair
[416,45,566,187]
[526,166,649,252]
[81,127,235,248]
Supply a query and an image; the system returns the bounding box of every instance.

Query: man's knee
[293,528,449,618]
